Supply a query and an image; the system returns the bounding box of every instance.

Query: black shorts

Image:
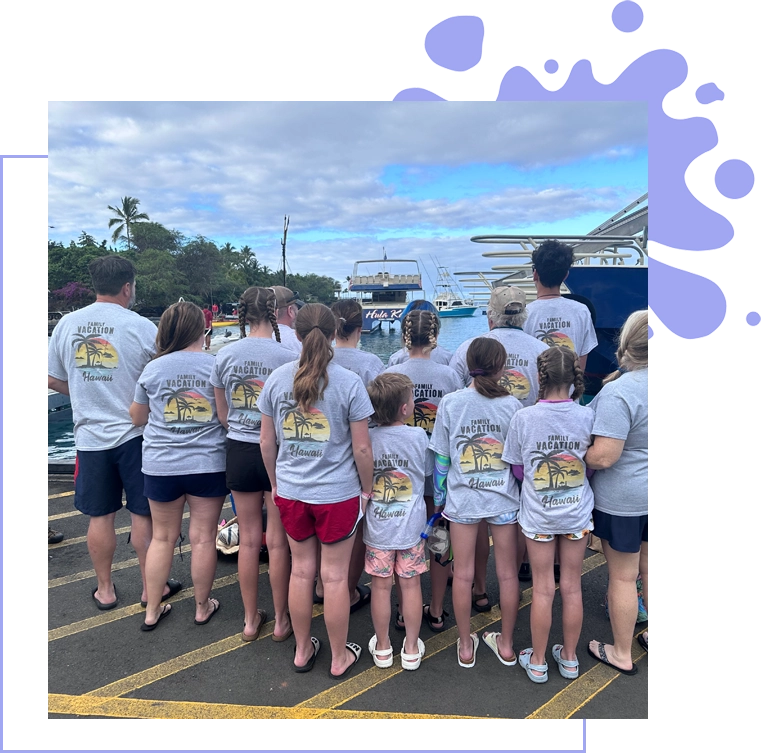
[592,509,648,553]
[225,438,271,493]
[144,472,229,503]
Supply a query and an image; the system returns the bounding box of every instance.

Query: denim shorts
[443,510,518,526]
[144,471,229,503]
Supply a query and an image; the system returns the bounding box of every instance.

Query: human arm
[129,401,149,427]
[260,414,279,498]
[350,419,374,513]
[433,452,451,511]
[584,436,625,469]
[48,376,70,396]
[213,387,229,430]
[578,354,587,373]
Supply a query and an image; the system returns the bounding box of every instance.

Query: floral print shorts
[364,540,427,578]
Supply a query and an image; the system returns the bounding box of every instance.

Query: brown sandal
[242,609,267,642]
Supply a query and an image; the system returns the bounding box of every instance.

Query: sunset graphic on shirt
[531,450,585,492]
[372,469,414,505]
[457,434,506,476]
[73,334,119,370]
[499,369,530,400]
[161,389,214,425]
[280,402,331,443]
[404,398,437,435]
[536,330,575,351]
[230,376,264,413]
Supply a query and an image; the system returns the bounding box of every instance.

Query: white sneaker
[368,634,393,668]
[401,637,425,670]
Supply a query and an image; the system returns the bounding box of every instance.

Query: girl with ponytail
[330,299,384,386]
[258,303,375,678]
[210,287,297,643]
[429,337,522,668]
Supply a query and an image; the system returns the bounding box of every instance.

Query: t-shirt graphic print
[530,440,586,510]
[279,397,331,459]
[161,379,215,430]
[456,423,508,492]
[72,328,121,376]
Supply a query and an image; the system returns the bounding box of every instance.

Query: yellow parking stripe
[48,491,75,499]
[49,510,80,521]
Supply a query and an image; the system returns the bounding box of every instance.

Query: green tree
[107,196,149,250]
[134,249,188,309]
[130,222,183,254]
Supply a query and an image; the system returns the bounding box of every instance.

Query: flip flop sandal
[92,585,118,611]
[329,642,362,679]
[368,634,394,668]
[401,638,426,671]
[637,633,648,653]
[272,613,294,643]
[141,603,172,632]
[141,578,182,608]
[519,648,548,683]
[242,609,268,642]
[457,633,479,668]
[472,591,492,612]
[294,636,321,673]
[349,584,371,614]
[194,598,221,625]
[482,631,517,666]
[552,644,579,679]
[586,641,638,675]
[423,604,448,633]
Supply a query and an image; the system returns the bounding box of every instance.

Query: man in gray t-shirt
[48,256,179,610]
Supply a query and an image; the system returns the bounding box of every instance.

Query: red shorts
[274,494,362,544]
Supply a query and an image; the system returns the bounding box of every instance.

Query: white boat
[432,267,478,318]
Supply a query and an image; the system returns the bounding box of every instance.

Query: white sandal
[368,634,393,668]
[401,638,426,670]
[552,644,579,679]
[519,648,548,683]
[457,633,479,668]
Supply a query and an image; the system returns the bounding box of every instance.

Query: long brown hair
[238,286,281,342]
[331,299,363,340]
[293,303,335,412]
[536,346,585,401]
[466,338,510,398]
[602,310,648,386]
[402,309,439,353]
[155,302,204,358]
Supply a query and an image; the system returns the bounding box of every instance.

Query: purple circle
[424,16,484,72]
[647,325,653,339]
[748,312,761,326]
[715,160,754,199]
[612,2,643,32]
[696,83,724,104]
[544,59,559,74]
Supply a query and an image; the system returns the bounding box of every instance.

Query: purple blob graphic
[715,159,755,199]
[612,2,644,32]
[647,325,653,339]
[649,258,726,338]
[544,60,559,74]
[747,312,761,327]
[425,16,484,71]
[696,83,724,104]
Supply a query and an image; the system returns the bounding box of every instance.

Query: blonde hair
[536,346,585,401]
[293,303,335,412]
[367,372,414,426]
[602,310,648,386]
[402,310,439,353]
[237,287,280,342]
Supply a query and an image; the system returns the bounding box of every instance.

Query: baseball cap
[270,286,305,309]
[489,285,526,315]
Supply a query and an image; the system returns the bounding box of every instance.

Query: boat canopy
[349,259,423,291]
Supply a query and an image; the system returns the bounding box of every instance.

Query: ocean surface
[48,312,489,461]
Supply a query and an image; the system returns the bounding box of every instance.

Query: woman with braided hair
[386,299,453,367]
[502,345,595,683]
[210,287,298,643]
[385,308,461,633]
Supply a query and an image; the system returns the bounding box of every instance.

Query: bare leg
[370,575,393,656]
[129,512,156,604]
[398,575,422,655]
[287,535,319,668]
[424,495,448,618]
[525,537,556,676]
[449,521,479,663]
[144,497,184,625]
[490,522,520,659]
[187,494,225,623]
[321,533,358,676]
[557,536,588,664]
[265,492,292,638]
[314,544,324,600]
[348,519,367,606]
[639,540,648,645]
[473,520,490,608]
[88,512,118,604]
[516,525,528,570]
[234,491,266,638]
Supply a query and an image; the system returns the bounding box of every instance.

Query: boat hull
[437,306,478,318]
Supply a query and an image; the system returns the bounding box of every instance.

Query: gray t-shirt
[257,361,374,504]
[524,298,598,356]
[449,329,549,407]
[387,345,453,367]
[134,351,227,476]
[365,425,434,550]
[502,402,595,535]
[331,346,384,387]
[210,337,298,443]
[48,302,157,451]
[276,324,302,355]
[429,389,522,519]
[588,369,648,516]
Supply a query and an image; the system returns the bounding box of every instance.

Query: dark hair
[466,338,510,399]
[536,346,585,401]
[331,299,363,340]
[238,287,280,342]
[88,255,135,296]
[532,240,575,288]
[367,372,414,426]
[155,302,204,358]
[402,310,439,353]
[293,303,335,412]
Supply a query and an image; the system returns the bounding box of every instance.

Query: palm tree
[374,468,399,503]
[530,450,565,490]
[72,333,104,368]
[280,401,309,440]
[456,432,488,473]
[230,375,258,410]
[160,387,193,423]
[107,196,149,250]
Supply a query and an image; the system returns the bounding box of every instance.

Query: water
[47,313,490,461]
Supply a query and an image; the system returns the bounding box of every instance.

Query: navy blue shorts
[74,436,150,517]
[144,471,229,503]
[592,509,648,553]
[226,439,271,493]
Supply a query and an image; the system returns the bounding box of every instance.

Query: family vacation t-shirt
[210,337,298,443]
[524,298,598,356]
[257,361,374,504]
[48,302,158,451]
[449,329,549,407]
[429,389,522,520]
[331,346,384,387]
[589,369,648,517]
[387,345,453,367]
[502,401,595,535]
[364,425,434,550]
[134,350,226,476]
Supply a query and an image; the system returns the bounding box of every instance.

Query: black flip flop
[349,584,371,614]
[637,633,648,653]
[141,579,182,608]
[141,603,172,631]
[329,642,361,679]
[294,637,321,673]
[587,641,638,675]
[92,586,118,611]
[194,598,221,625]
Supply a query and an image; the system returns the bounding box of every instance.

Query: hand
[360,491,372,515]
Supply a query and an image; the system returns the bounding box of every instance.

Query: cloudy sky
[48,101,646,292]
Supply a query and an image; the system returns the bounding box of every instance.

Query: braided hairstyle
[466,337,510,399]
[237,287,281,343]
[602,309,648,386]
[401,309,439,353]
[536,346,585,401]
[330,299,363,340]
[293,303,335,412]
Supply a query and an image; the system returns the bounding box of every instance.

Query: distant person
[131,302,227,630]
[48,255,182,610]
[212,302,219,320]
[524,240,597,372]
[386,300,452,366]
[202,306,213,350]
[270,286,304,356]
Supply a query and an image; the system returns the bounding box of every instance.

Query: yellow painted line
[530,633,647,720]
[48,694,480,720]
[48,491,75,499]
[49,509,82,521]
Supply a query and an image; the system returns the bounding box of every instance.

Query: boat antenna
[281,215,289,287]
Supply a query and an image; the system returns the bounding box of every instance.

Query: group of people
[48,239,648,683]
